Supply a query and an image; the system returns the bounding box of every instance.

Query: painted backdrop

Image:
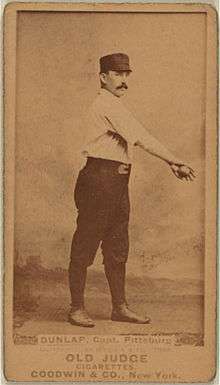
[15,12,205,281]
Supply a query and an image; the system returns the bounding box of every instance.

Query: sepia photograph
[4,2,217,382]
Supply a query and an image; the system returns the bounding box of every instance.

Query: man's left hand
[170,164,196,181]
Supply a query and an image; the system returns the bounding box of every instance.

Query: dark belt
[86,157,131,175]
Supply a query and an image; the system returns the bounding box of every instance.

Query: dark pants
[69,157,131,308]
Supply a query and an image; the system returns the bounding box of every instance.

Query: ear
[99,72,107,85]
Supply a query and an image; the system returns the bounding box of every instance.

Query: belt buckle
[118,164,129,174]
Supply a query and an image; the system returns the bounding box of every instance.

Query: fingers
[184,167,196,178]
[176,172,194,182]
[189,168,196,178]
[183,174,194,182]
[188,169,196,180]
[183,174,195,182]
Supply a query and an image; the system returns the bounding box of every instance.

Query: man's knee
[69,256,94,271]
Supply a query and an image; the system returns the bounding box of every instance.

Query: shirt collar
[98,88,121,102]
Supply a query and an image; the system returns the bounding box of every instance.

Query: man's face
[100,70,130,97]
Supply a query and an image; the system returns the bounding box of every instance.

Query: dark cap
[100,53,132,73]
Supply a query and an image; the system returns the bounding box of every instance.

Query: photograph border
[3,2,218,382]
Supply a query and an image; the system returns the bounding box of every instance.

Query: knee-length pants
[69,157,131,267]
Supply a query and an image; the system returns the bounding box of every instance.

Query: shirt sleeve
[92,93,178,164]
[102,99,177,164]
[100,97,157,147]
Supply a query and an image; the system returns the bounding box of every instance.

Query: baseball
[178,165,191,177]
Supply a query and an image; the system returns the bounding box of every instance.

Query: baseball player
[68,53,195,327]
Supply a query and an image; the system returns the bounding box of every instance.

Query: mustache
[116,84,128,90]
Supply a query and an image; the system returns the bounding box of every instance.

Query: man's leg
[103,258,151,324]
[68,260,87,309]
[102,183,129,305]
[104,260,126,307]
[68,260,95,327]
[102,186,151,324]
[68,213,103,327]
[68,164,108,327]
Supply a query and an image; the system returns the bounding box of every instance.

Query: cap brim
[109,68,132,72]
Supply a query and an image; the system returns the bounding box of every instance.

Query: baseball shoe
[68,307,95,328]
[111,303,151,324]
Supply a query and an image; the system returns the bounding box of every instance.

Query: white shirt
[82,88,157,164]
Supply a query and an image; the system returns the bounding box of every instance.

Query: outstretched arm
[99,99,196,181]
